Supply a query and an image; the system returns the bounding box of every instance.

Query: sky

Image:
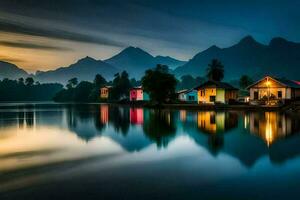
[0,0,300,73]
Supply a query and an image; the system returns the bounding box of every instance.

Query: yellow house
[100,86,112,99]
[247,76,300,104]
[195,80,238,104]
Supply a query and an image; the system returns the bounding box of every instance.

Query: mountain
[174,36,300,80]
[154,55,186,69]
[105,46,186,78]
[0,61,28,80]
[36,56,118,84]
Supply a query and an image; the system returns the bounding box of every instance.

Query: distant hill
[105,46,186,78]
[0,61,28,80]
[174,36,300,80]
[36,56,118,84]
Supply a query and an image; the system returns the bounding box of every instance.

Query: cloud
[0,55,26,63]
[0,12,125,48]
[0,40,72,51]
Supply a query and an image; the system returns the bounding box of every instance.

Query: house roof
[247,76,300,89]
[130,86,142,90]
[102,86,113,89]
[176,89,189,94]
[194,80,238,90]
[176,89,197,94]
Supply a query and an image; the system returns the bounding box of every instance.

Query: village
[100,75,300,109]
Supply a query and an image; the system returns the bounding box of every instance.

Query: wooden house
[195,80,238,104]
[130,86,149,101]
[247,76,300,105]
[100,86,112,99]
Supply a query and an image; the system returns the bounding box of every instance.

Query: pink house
[130,86,144,101]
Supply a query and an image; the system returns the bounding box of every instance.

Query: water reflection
[1,105,300,176]
[246,112,300,146]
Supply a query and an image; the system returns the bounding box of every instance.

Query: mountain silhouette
[174,36,300,80]
[0,61,28,80]
[105,46,186,78]
[35,56,118,83]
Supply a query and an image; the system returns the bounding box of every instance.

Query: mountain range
[0,46,185,83]
[0,61,28,80]
[175,36,300,80]
[1,36,300,83]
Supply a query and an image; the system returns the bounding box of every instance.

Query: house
[247,76,300,105]
[195,80,238,104]
[130,86,149,101]
[100,86,112,99]
[177,89,198,102]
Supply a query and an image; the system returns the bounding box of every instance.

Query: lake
[1,103,300,200]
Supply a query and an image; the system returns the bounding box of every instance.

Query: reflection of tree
[109,106,130,135]
[207,134,224,155]
[195,111,238,156]
[23,111,34,127]
[66,105,106,141]
[143,110,176,148]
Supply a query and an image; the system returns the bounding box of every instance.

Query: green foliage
[206,59,224,81]
[0,78,63,101]
[142,64,177,103]
[66,77,78,89]
[239,75,254,89]
[89,74,107,101]
[25,77,34,86]
[177,75,205,90]
[110,71,131,100]
[143,110,176,148]
[54,74,108,102]
[130,78,141,87]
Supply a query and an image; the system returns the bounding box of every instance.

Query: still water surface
[1,104,300,199]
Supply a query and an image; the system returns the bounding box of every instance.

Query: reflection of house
[197,111,238,134]
[130,86,149,101]
[100,86,112,99]
[177,89,198,102]
[130,108,144,124]
[100,105,109,124]
[247,76,300,104]
[247,112,300,146]
[195,80,238,104]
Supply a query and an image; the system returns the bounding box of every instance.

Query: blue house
[177,89,198,102]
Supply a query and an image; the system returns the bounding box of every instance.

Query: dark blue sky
[0,0,299,72]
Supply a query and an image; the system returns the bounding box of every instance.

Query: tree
[94,74,106,88]
[206,59,224,81]
[142,64,177,104]
[25,77,34,86]
[89,74,107,101]
[239,75,253,89]
[111,71,131,100]
[66,77,78,89]
[18,78,24,85]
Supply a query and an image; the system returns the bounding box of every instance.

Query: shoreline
[0,101,299,112]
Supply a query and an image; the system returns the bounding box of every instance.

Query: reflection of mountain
[5,105,300,168]
[107,130,153,152]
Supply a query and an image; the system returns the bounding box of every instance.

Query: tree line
[0,59,254,103]
[0,77,63,101]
